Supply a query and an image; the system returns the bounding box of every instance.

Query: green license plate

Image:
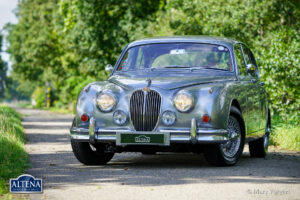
[116,132,170,146]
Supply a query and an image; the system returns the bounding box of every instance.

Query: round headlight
[113,110,127,125]
[162,110,176,126]
[173,92,194,112]
[96,92,116,112]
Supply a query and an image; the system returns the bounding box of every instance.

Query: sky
[0,0,19,71]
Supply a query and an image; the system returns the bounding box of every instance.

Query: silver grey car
[70,36,271,166]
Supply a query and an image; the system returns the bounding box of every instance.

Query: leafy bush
[31,86,45,108]
[142,0,299,122]
[56,76,97,110]
[255,28,300,121]
[4,0,299,122]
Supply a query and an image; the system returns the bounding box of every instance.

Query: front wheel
[204,106,245,166]
[71,140,114,165]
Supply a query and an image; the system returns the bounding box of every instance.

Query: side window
[234,44,247,76]
[117,49,132,71]
[241,45,259,77]
[135,48,145,69]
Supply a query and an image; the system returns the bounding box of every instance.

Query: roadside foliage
[2,0,300,122]
[0,34,7,99]
[0,105,28,194]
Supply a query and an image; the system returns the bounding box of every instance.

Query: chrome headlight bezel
[161,110,177,126]
[173,91,195,112]
[96,91,117,112]
[113,110,128,126]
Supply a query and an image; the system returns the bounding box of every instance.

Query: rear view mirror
[246,64,256,75]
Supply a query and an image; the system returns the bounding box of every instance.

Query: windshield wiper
[151,65,229,71]
[198,66,229,71]
[153,65,191,69]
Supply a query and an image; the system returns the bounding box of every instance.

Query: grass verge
[0,105,29,195]
[270,115,300,151]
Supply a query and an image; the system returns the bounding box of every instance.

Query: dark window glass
[234,44,247,76]
[117,43,233,72]
[241,45,259,77]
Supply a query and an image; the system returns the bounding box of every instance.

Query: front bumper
[70,118,229,145]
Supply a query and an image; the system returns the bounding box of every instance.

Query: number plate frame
[116,132,170,146]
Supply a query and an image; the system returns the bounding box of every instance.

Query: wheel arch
[231,99,242,113]
[229,99,246,138]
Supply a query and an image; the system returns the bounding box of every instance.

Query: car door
[234,44,255,135]
[240,44,264,135]
[241,45,266,132]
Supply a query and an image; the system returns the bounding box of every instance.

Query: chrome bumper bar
[70,118,228,144]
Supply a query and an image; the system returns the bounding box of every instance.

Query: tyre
[71,139,114,165]
[204,106,245,166]
[249,113,270,158]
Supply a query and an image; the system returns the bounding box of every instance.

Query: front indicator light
[81,114,89,122]
[162,111,176,126]
[202,114,210,123]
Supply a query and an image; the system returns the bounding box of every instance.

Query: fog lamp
[162,111,176,126]
[113,110,127,125]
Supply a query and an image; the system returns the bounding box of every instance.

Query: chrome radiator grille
[130,90,161,131]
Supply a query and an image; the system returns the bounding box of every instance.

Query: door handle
[259,82,264,86]
[251,79,257,83]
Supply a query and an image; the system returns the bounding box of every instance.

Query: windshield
[116,43,233,72]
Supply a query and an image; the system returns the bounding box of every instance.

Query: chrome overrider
[70,117,229,145]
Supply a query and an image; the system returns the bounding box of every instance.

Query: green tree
[0,34,7,98]
[5,0,300,120]
[5,0,62,93]
[143,0,300,120]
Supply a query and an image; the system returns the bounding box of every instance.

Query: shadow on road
[27,151,300,188]
[19,107,300,189]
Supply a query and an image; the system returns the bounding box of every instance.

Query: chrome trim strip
[96,135,116,141]
[70,127,228,143]
[70,127,89,134]
[96,128,228,135]
[70,134,89,140]
[190,118,197,143]
[89,117,96,143]
[159,128,228,135]
[170,135,228,143]
[98,128,132,133]
[70,134,228,143]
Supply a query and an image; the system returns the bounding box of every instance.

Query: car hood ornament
[142,78,151,92]
[146,78,152,87]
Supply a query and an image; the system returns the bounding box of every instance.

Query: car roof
[127,36,240,48]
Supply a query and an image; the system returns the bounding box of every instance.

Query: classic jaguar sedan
[70,36,271,166]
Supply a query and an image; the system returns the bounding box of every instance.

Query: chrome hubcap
[221,116,241,158]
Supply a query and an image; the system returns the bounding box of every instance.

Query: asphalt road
[13,108,300,200]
